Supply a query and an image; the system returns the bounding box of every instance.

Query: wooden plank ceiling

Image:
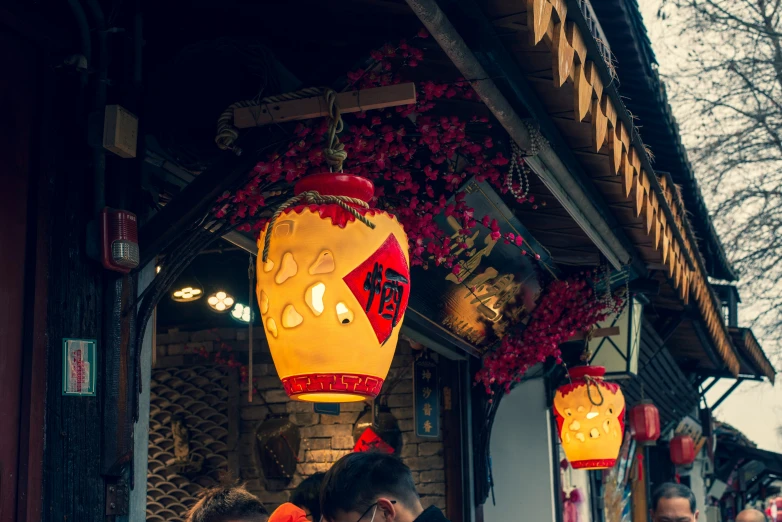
[481,0,741,375]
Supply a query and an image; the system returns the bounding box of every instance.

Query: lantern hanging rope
[584,375,605,406]
[259,88,377,262]
[261,191,376,262]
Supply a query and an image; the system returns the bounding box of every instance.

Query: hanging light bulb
[171,285,203,302]
[207,290,234,313]
[230,303,253,323]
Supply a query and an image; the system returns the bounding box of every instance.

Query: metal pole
[712,379,743,411]
[248,255,254,403]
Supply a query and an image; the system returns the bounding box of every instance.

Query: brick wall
[154,328,447,516]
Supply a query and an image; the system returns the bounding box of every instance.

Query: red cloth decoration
[269,503,309,522]
[353,427,394,454]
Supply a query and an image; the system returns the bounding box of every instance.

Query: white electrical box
[103,104,138,158]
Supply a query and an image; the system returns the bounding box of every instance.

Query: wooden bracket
[566,326,620,342]
[233,83,417,128]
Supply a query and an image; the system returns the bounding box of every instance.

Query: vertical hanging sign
[413,351,440,438]
[62,338,97,396]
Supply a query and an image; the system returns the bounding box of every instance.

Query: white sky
[637,0,781,452]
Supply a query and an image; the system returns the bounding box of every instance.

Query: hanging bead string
[504,141,531,201]
[520,120,547,156]
[584,375,605,406]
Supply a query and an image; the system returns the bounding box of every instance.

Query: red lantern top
[294,172,375,203]
[288,173,380,229]
[670,434,696,466]
[629,401,661,444]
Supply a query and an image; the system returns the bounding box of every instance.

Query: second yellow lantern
[553,365,626,469]
[256,173,410,402]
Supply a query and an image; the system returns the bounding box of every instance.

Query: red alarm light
[101,208,139,273]
[629,401,661,444]
[670,434,696,466]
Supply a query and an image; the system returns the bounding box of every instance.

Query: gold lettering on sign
[444,217,499,284]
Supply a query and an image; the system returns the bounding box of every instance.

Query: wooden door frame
[0,14,52,522]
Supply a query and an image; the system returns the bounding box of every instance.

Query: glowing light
[171,285,203,302]
[206,290,234,313]
[553,366,625,470]
[231,303,253,323]
[256,173,411,403]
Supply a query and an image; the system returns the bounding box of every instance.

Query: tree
[656,0,782,351]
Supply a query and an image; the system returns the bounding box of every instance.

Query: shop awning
[715,441,782,499]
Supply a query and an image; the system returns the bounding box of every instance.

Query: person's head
[736,509,767,522]
[185,484,269,522]
[320,452,423,522]
[650,483,699,522]
[291,473,326,521]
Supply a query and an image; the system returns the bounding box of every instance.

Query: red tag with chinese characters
[344,234,410,344]
[352,427,394,454]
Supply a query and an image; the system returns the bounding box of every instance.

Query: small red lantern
[670,434,696,466]
[629,401,661,444]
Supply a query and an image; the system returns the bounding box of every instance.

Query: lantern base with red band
[281,373,384,402]
[569,459,618,470]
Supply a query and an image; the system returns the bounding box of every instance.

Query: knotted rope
[322,89,347,172]
[584,375,605,406]
[261,191,376,262]
[216,86,348,172]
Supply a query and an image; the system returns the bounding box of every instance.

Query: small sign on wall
[413,351,440,438]
[314,403,341,416]
[62,338,97,396]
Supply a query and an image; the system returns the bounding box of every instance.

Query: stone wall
[154,327,447,516]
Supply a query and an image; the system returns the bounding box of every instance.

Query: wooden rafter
[521,0,741,375]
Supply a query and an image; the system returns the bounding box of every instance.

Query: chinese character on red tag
[344,234,410,344]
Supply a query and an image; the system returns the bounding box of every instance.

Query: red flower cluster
[211,33,537,271]
[475,276,623,395]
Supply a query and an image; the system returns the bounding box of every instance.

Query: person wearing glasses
[650,483,699,522]
[320,452,449,522]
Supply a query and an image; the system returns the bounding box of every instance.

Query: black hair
[185,483,269,522]
[651,482,697,513]
[320,452,419,519]
[291,472,326,521]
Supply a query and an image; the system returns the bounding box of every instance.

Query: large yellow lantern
[553,366,626,469]
[256,173,410,402]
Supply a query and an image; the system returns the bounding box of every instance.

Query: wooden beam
[138,133,270,267]
[567,326,620,342]
[233,83,417,128]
